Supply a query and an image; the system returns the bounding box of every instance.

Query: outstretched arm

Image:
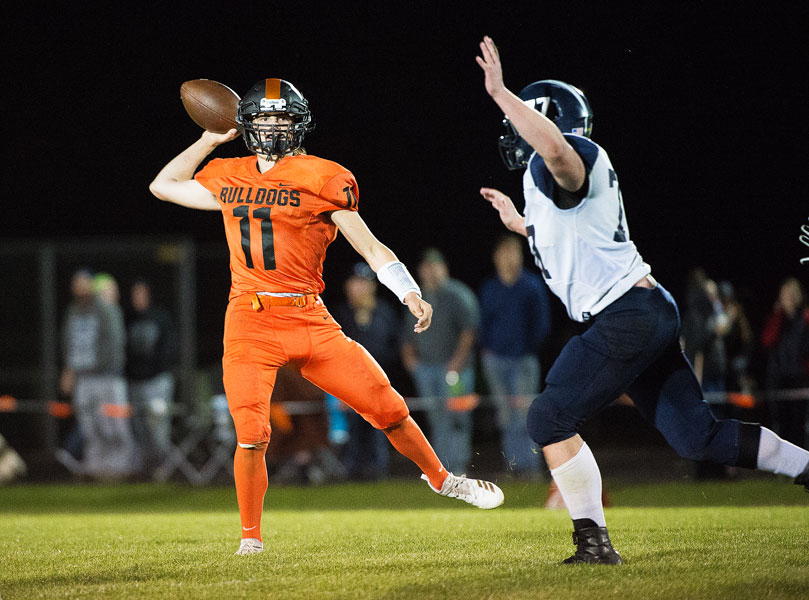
[149,129,239,210]
[476,36,585,192]
[331,210,433,333]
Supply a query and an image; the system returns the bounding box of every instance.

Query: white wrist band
[376,260,421,304]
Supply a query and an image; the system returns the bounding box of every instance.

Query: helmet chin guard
[498,119,533,171]
[236,78,315,159]
[498,79,593,170]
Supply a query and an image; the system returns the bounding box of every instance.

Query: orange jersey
[195,154,359,299]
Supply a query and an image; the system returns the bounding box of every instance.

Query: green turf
[1,479,807,599]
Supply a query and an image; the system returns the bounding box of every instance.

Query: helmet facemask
[498,118,532,170]
[240,115,309,160]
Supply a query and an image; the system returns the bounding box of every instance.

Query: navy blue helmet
[498,79,593,170]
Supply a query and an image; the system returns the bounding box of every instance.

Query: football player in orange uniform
[150,78,504,555]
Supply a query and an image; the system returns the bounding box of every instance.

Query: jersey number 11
[233,206,276,270]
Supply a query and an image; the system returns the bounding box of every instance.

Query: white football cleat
[422,472,504,509]
[235,538,264,556]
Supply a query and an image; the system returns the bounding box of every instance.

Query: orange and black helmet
[236,78,315,158]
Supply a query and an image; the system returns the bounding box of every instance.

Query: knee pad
[381,416,408,433]
[238,440,268,452]
[526,396,573,447]
[230,404,271,448]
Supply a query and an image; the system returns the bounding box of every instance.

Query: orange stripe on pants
[222,294,409,446]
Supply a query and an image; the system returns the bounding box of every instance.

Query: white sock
[756,428,809,477]
[549,442,605,527]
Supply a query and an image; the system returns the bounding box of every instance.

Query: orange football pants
[222,293,410,447]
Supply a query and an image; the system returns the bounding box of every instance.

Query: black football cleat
[795,462,809,492]
[562,526,623,565]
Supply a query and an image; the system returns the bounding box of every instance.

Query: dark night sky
[4,2,808,331]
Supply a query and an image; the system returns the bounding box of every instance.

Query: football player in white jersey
[476,35,809,564]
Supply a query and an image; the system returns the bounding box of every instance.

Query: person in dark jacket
[479,234,552,477]
[761,277,809,448]
[127,279,179,476]
[330,263,402,480]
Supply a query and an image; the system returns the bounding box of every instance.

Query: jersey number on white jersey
[526,224,551,279]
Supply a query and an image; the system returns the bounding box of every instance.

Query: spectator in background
[685,267,708,315]
[718,280,754,394]
[479,234,552,477]
[57,269,135,479]
[330,263,401,480]
[56,269,98,466]
[268,366,346,485]
[681,276,731,479]
[681,278,729,396]
[126,279,179,477]
[761,277,809,449]
[401,248,480,474]
[94,272,120,305]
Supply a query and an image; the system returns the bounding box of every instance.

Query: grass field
[1,478,807,599]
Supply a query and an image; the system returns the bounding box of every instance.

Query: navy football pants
[527,284,759,468]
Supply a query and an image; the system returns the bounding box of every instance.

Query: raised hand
[480,187,527,236]
[476,36,506,99]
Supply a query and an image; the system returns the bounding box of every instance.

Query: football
[180,79,240,134]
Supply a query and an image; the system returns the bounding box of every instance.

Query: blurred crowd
[681,269,809,450]
[53,269,178,481]
[679,269,809,478]
[3,245,806,486]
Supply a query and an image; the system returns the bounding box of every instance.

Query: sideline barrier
[1,389,806,485]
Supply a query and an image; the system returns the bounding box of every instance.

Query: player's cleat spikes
[421,472,504,509]
[562,526,622,565]
[235,538,264,556]
[795,462,809,492]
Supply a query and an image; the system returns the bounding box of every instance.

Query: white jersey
[522,134,650,322]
